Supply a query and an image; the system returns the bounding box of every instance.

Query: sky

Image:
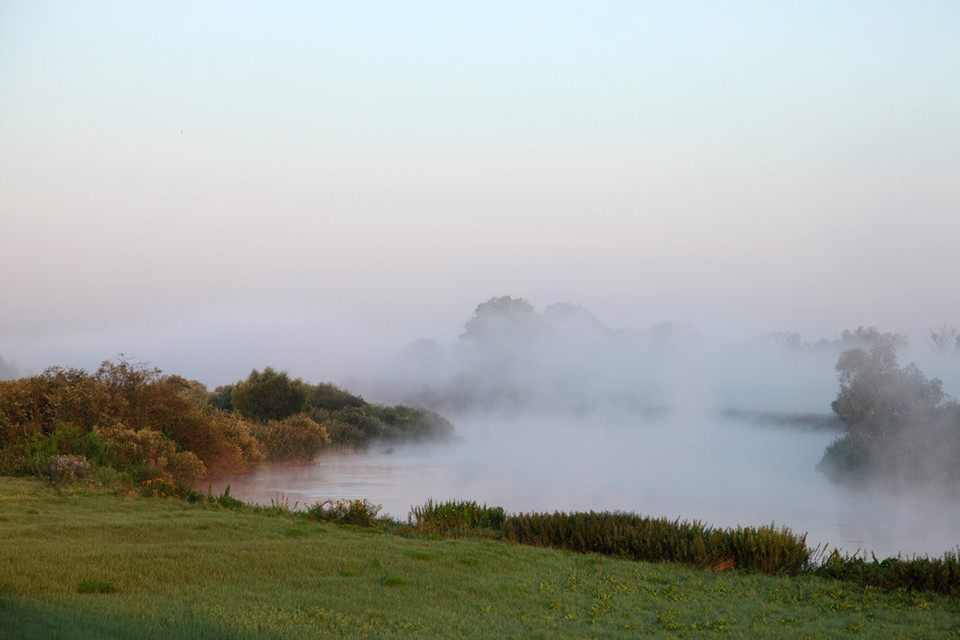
[2,1,959,387]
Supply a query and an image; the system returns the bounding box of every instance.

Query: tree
[831,345,944,436]
[836,326,908,350]
[820,345,960,484]
[459,296,539,347]
[231,368,307,422]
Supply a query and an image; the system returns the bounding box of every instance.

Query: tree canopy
[820,346,960,485]
[231,367,308,422]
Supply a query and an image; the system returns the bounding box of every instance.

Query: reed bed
[500,511,812,576]
[495,509,960,597]
[814,549,960,598]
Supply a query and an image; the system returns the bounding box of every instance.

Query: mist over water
[210,408,960,560]
[201,299,960,559]
[8,292,960,558]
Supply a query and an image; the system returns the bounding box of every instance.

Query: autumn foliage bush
[0,358,456,486]
[0,358,262,484]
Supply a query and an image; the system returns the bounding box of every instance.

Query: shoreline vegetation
[0,357,455,487]
[2,479,960,639]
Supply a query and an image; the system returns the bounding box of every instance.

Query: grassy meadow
[2,478,960,638]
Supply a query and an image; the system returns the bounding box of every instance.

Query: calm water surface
[207,414,960,559]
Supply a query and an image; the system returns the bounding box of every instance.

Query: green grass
[2,478,960,638]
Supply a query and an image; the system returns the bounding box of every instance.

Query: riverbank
[1,478,958,638]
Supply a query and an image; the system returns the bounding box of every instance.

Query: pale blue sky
[2,1,959,384]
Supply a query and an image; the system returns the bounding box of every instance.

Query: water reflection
[205,415,960,559]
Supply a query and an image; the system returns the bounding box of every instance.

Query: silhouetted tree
[831,345,944,436]
[836,326,908,350]
[820,346,960,484]
[460,296,539,347]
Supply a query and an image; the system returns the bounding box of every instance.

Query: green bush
[322,419,366,449]
[307,383,365,411]
[231,368,307,422]
[252,413,329,463]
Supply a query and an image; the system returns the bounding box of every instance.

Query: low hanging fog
[197,296,960,559]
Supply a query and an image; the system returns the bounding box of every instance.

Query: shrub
[307,383,365,411]
[96,425,206,485]
[139,477,191,499]
[323,419,366,449]
[252,413,329,463]
[373,406,455,443]
[160,407,264,477]
[47,455,91,485]
[334,406,385,441]
[306,499,381,527]
[0,358,263,484]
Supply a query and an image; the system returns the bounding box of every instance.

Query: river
[206,412,960,559]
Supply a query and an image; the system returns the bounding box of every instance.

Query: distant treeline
[0,358,454,486]
[385,296,959,415]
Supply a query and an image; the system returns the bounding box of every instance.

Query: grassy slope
[1,478,958,639]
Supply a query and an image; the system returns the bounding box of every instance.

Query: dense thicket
[0,359,262,484]
[224,367,454,452]
[819,345,960,484]
[0,359,455,486]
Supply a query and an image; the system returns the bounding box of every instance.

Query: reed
[815,549,960,597]
[408,498,505,536]
[501,511,813,576]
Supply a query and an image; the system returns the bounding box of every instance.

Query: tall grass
[408,498,505,536]
[501,511,812,575]
[306,498,383,527]
[496,509,960,597]
[815,549,960,598]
